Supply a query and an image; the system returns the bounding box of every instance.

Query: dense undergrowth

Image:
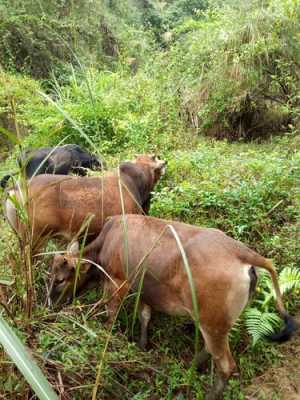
[0,0,300,399]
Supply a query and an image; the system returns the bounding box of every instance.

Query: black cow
[1,144,105,188]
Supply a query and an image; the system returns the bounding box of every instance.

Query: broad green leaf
[0,316,58,400]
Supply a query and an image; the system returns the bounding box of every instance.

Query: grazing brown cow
[4,155,166,251]
[50,214,297,400]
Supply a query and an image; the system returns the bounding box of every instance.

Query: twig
[57,371,65,395]
[265,200,284,216]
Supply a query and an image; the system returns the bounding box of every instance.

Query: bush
[0,0,154,79]
[0,15,76,79]
[11,66,184,155]
[162,0,300,139]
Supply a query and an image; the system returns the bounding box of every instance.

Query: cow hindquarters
[199,264,252,399]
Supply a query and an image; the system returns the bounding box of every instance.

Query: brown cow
[4,155,166,251]
[50,214,297,400]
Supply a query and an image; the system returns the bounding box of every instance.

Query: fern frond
[244,307,282,346]
[279,267,300,295]
[257,269,273,290]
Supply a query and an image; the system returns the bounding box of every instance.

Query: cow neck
[135,164,154,205]
[82,245,98,265]
[119,162,154,207]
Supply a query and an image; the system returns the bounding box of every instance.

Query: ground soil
[244,312,300,400]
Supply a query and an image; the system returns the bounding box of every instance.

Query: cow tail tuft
[269,313,298,343]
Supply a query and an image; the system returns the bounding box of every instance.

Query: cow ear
[67,241,80,256]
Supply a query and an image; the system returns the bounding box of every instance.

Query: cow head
[90,155,106,171]
[134,154,167,184]
[81,154,106,172]
[49,242,92,305]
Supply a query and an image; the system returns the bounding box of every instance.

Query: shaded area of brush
[168,0,300,140]
[0,0,155,80]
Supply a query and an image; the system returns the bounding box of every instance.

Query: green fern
[254,266,300,310]
[278,266,300,294]
[244,266,300,344]
[244,308,282,346]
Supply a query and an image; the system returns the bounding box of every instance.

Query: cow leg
[104,279,129,326]
[194,346,210,371]
[138,303,151,350]
[202,332,236,400]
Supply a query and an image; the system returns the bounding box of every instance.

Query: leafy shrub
[0,15,75,79]
[0,0,154,79]
[14,67,183,155]
[162,0,208,28]
[163,0,300,139]
[0,71,41,159]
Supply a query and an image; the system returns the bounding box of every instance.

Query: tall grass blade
[117,168,129,278]
[131,267,146,340]
[0,316,58,400]
[129,226,169,338]
[167,225,200,357]
[0,276,14,286]
[72,214,94,300]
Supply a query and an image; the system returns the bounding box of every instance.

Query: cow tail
[241,249,298,342]
[260,259,298,342]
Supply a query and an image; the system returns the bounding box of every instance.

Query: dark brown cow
[4,155,166,251]
[0,144,105,188]
[50,214,297,400]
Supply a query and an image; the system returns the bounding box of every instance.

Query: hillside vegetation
[0,0,299,399]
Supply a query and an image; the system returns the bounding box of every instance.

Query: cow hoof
[138,340,147,351]
[196,359,209,373]
[194,348,210,373]
[205,391,222,400]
